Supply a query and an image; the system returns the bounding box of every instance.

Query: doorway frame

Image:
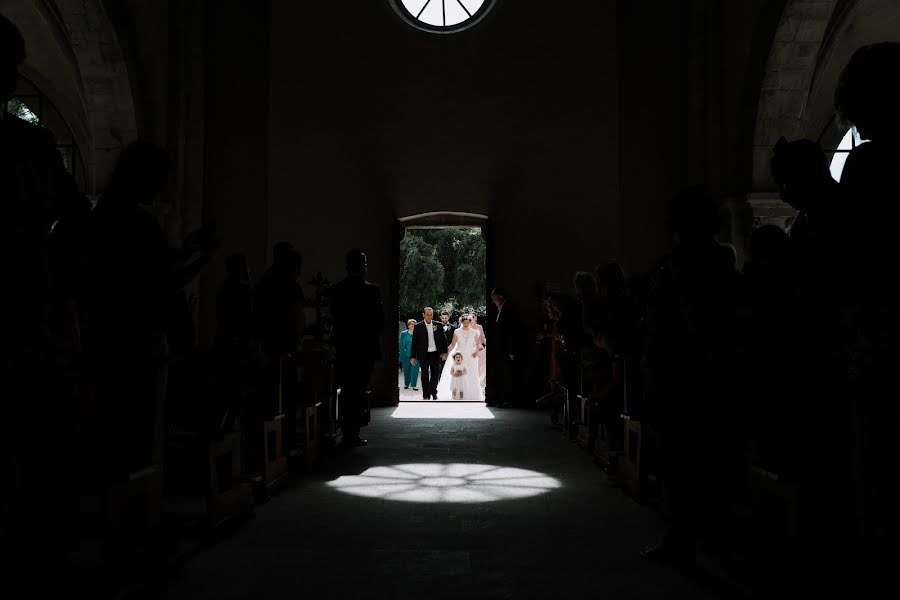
[390,212,493,405]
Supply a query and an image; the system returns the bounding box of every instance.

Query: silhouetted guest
[216,254,253,351]
[573,270,599,335]
[740,225,794,476]
[834,41,900,586]
[489,287,524,407]
[770,136,855,580]
[328,249,384,447]
[548,292,582,394]
[582,315,624,451]
[86,141,217,482]
[1,14,90,596]
[252,242,304,444]
[641,185,740,569]
[594,261,639,360]
[215,253,254,424]
[770,137,844,287]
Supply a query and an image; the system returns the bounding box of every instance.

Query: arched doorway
[390,212,493,404]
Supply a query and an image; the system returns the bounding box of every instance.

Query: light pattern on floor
[326,463,561,503]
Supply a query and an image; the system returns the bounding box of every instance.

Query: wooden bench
[301,402,322,463]
[97,464,167,597]
[207,432,254,532]
[263,414,289,487]
[165,430,254,536]
[617,415,641,489]
[575,394,596,452]
[593,422,616,471]
[745,465,798,582]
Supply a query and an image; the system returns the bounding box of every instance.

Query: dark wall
[199,0,271,342]
[269,1,620,399]
[92,0,790,401]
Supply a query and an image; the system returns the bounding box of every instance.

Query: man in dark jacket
[489,287,523,407]
[328,249,384,446]
[410,307,449,400]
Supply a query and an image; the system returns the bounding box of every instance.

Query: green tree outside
[400,227,486,319]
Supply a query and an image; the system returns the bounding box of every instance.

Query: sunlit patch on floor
[391,403,495,419]
[326,463,562,503]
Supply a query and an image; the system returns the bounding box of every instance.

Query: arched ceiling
[804,0,900,148]
[0,0,88,147]
[1,0,138,193]
[751,0,840,190]
[52,0,137,193]
[751,0,900,190]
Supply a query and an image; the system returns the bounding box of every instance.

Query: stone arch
[50,0,138,196]
[751,0,841,192]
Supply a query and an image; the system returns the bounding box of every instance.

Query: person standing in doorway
[398,318,419,391]
[438,310,457,374]
[470,312,487,389]
[328,249,384,447]
[489,288,523,407]
[411,307,448,400]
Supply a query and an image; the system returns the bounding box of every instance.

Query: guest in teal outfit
[399,318,419,390]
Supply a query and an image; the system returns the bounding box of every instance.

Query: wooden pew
[300,401,322,463]
[165,430,254,536]
[614,358,659,500]
[262,413,290,494]
[617,415,642,495]
[745,465,798,584]
[575,393,596,452]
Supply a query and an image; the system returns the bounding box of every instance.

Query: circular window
[390,0,496,34]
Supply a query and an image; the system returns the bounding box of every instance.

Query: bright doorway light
[391,403,495,419]
[326,463,561,503]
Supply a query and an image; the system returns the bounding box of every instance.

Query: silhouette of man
[87,141,217,482]
[641,185,740,570]
[489,287,523,407]
[253,242,304,445]
[215,253,254,425]
[216,253,253,353]
[1,14,91,597]
[833,42,900,591]
[411,307,448,400]
[438,310,456,373]
[328,249,384,446]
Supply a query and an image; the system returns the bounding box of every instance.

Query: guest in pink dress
[470,312,487,388]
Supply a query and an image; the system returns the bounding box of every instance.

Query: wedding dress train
[436,327,483,401]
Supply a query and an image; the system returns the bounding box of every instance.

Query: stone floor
[152,404,734,599]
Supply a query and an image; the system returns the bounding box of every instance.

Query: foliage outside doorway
[399,227,486,321]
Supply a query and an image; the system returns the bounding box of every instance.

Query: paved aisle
[156,404,723,599]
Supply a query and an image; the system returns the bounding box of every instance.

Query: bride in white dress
[437,315,483,401]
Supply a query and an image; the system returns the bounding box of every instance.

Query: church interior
[2,0,899,598]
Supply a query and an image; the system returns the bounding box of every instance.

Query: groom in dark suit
[411,307,448,400]
[438,310,457,374]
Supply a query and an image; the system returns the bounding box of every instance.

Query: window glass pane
[418,0,444,26]
[401,0,429,17]
[445,0,469,26]
[829,127,870,182]
[7,97,40,124]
